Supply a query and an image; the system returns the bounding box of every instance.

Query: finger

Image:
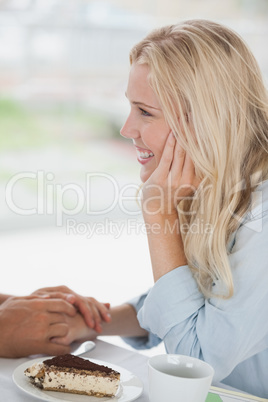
[88,303,104,333]
[45,299,77,316]
[177,152,198,198]
[156,132,176,179]
[28,291,75,304]
[50,336,70,346]
[74,300,105,333]
[181,152,196,186]
[47,312,67,325]
[71,297,108,329]
[82,302,103,333]
[20,294,50,300]
[87,299,111,323]
[39,291,65,298]
[87,300,111,326]
[34,286,71,294]
[169,140,186,182]
[96,301,111,323]
[33,291,75,302]
[72,299,95,328]
[48,322,69,339]
[46,342,71,356]
[65,294,76,304]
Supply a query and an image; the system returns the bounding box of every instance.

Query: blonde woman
[56,20,268,398]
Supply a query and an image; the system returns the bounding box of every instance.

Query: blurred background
[1,0,267,353]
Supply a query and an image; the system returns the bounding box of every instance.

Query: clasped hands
[0,286,110,358]
[32,285,111,333]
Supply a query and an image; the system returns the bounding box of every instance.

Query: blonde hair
[130,19,268,298]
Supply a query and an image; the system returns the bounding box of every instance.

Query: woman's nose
[120,115,139,139]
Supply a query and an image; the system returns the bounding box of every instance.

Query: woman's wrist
[142,209,180,231]
[142,210,187,281]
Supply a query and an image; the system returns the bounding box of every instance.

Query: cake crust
[42,387,115,397]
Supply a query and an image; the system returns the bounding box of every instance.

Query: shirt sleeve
[121,293,163,349]
[137,202,268,382]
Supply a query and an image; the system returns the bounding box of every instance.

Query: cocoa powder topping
[43,354,116,374]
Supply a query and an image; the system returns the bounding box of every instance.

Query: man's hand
[0,295,77,357]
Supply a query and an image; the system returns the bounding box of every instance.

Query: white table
[0,339,260,402]
[0,339,150,401]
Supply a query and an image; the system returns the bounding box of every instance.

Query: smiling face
[120,63,171,183]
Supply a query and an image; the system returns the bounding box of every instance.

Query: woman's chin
[140,170,150,183]
[140,165,155,183]
[140,157,158,183]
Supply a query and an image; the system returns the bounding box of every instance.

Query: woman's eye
[139,108,152,117]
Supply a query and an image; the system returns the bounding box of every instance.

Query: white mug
[148,354,214,402]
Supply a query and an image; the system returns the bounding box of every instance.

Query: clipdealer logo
[5,171,141,226]
[5,170,263,234]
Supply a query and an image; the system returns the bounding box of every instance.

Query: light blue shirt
[124,180,268,399]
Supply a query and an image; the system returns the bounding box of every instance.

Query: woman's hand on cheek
[141,132,199,218]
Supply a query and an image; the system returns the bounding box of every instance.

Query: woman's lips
[135,146,154,165]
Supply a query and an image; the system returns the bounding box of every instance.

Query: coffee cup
[148,354,214,402]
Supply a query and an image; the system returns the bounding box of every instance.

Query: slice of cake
[24,354,120,397]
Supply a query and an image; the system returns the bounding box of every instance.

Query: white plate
[13,357,143,402]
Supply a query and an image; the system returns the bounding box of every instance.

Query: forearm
[50,302,148,347]
[100,304,148,337]
[61,303,148,345]
[76,304,148,340]
[144,213,187,282]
